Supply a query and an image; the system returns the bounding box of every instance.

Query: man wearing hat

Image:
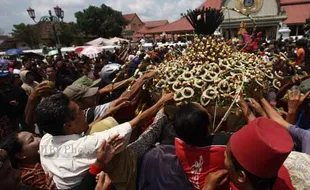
[63,84,111,124]
[73,76,102,87]
[203,117,294,190]
[64,73,143,124]
[73,75,132,94]
[63,83,133,125]
[63,84,99,108]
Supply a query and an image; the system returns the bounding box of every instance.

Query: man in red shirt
[138,103,232,190]
[173,103,232,190]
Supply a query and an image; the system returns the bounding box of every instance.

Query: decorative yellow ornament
[235,0,264,14]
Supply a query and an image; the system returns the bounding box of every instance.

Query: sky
[0,0,205,35]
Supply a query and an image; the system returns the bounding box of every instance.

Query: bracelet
[89,163,104,175]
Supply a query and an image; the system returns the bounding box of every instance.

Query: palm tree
[11,23,39,49]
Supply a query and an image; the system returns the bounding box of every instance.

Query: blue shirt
[288,125,310,155]
[296,110,310,130]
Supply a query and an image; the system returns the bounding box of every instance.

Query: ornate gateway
[235,0,264,14]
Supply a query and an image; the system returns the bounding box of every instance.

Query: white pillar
[278,22,291,40]
[276,24,280,39]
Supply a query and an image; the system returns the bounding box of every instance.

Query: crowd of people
[0,34,310,190]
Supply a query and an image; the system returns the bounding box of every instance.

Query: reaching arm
[286,110,298,125]
[129,99,164,128]
[248,98,268,117]
[25,94,41,132]
[276,75,310,100]
[260,98,291,129]
[89,98,130,128]
[127,109,167,157]
[98,78,132,95]
[286,89,310,124]
[25,81,55,132]
[129,92,173,128]
[120,79,144,100]
[120,48,130,62]
[120,71,156,100]
[238,97,256,123]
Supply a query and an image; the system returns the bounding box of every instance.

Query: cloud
[0,0,205,35]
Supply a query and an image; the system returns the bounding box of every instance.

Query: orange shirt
[296,48,305,65]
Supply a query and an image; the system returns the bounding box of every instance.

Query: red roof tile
[136,25,149,33]
[134,20,169,35]
[142,0,223,34]
[132,32,143,39]
[283,3,310,24]
[144,17,194,34]
[137,1,223,35]
[144,20,169,28]
[199,0,223,9]
[280,0,310,5]
[123,13,136,22]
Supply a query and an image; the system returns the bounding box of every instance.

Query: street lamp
[60,10,64,21]
[26,6,64,58]
[54,6,62,18]
[27,8,35,21]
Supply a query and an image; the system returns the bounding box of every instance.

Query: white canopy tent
[85,37,111,46]
[108,37,129,45]
[85,37,129,46]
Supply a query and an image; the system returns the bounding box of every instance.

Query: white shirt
[39,122,132,189]
[140,39,145,45]
[13,69,20,74]
[85,102,111,123]
[284,151,310,189]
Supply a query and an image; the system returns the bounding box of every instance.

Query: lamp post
[27,6,64,58]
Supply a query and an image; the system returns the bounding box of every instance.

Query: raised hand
[109,97,131,114]
[252,87,264,101]
[159,90,174,104]
[287,89,310,112]
[95,134,125,168]
[248,98,267,117]
[235,94,256,123]
[31,81,55,100]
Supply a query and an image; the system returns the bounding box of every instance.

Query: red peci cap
[230,117,293,178]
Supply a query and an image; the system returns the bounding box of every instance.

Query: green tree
[11,23,40,49]
[75,4,128,38]
[56,22,82,46]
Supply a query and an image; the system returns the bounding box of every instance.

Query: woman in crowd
[20,70,39,95]
[0,131,46,189]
